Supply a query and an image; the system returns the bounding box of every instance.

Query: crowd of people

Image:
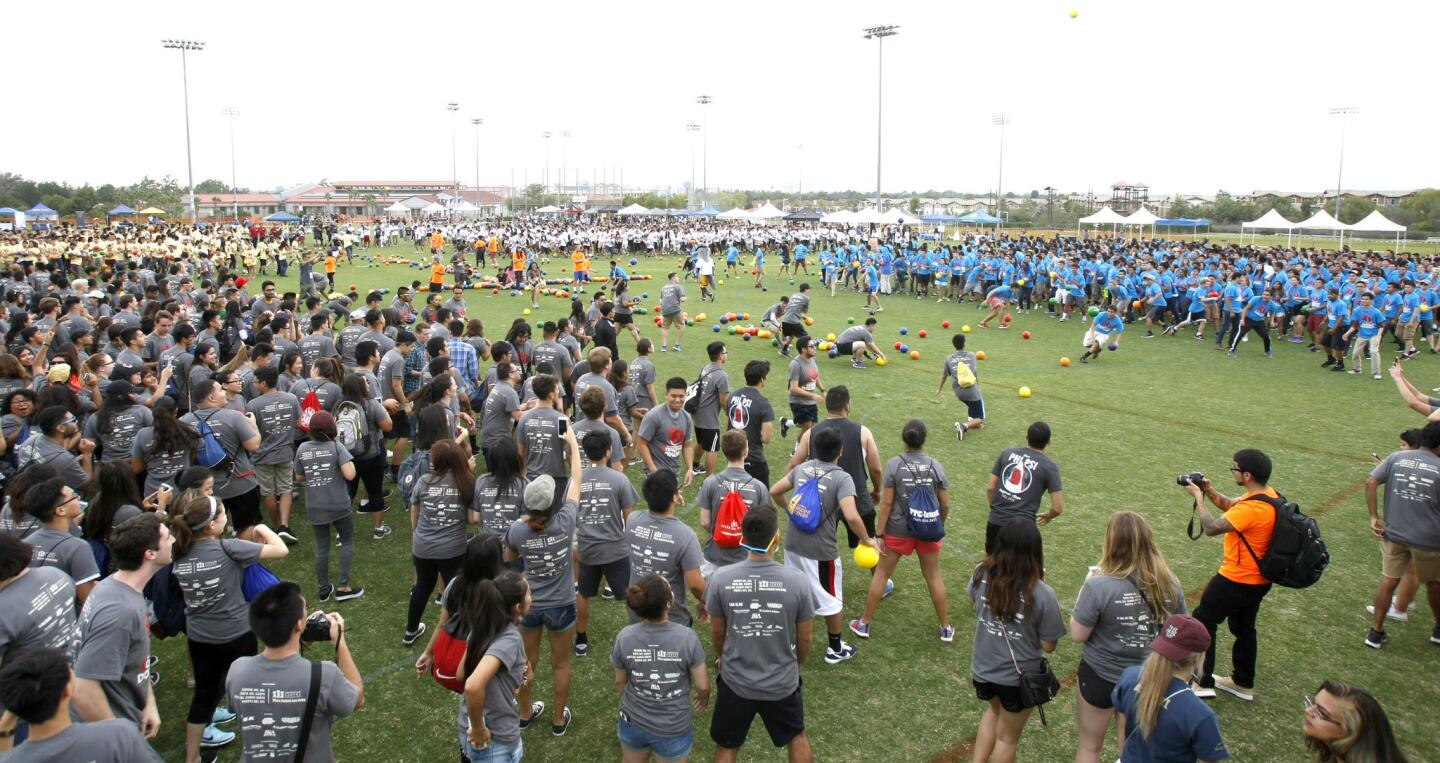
[0,218,1429,763]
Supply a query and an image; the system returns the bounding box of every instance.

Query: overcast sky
[5,0,1436,199]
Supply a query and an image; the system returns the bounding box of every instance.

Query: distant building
[185,180,507,219]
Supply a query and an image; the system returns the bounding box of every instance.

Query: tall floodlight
[541,132,553,198]
[222,106,240,219]
[992,114,1011,222]
[162,39,204,221]
[446,103,460,188]
[697,95,712,205]
[471,118,484,215]
[862,26,898,210]
[561,130,572,198]
[686,124,701,208]
[1329,107,1358,221]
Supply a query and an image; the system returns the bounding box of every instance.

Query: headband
[191,495,220,531]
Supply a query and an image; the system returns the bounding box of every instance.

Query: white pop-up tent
[717,207,753,220]
[1078,206,1126,233]
[1348,209,1407,247]
[820,209,857,225]
[1121,206,1160,237]
[1241,208,1298,245]
[617,203,650,216]
[383,201,410,215]
[751,202,787,220]
[1293,209,1351,247]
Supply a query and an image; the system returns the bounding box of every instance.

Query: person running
[1227,286,1282,359]
[968,520,1065,763]
[938,334,985,440]
[848,420,952,642]
[779,336,822,442]
[777,284,811,358]
[1070,512,1187,763]
[1111,614,1229,763]
[1079,303,1125,364]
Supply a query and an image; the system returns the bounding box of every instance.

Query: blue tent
[921,214,959,223]
[692,205,720,217]
[957,209,1002,225]
[25,203,58,218]
[0,207,17,216]
[108,204,138,216]
[264,211,301,223]
[1154,217,1211,227]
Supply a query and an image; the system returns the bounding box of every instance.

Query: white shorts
[782,551,844,617]
[1083,329,1110,347]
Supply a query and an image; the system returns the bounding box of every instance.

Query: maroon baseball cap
[308,411,336,437]
[1150,614,1211,662]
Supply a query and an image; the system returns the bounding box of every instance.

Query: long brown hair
[461,572,528,678]
[971,519,1044,622]
[428,440,475,507]
[1098,512,1180,621]
[313,357,344,387]
[166,490,222,559]
[1305,681,1409,763]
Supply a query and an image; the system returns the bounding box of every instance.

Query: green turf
[145,242,1437,762]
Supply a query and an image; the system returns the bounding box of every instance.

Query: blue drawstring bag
[241,563,281,602]
[787,468,830,534]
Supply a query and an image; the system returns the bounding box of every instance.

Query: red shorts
[884,533,942,556]
[1306,313,1325,333]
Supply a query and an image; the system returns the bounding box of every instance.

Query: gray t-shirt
[1073,573,1187,682]
[572,373,619,419]
[130,427,194,497]
[504,501,578,609]
[226,654,360,763]
[247,391,301,465]
[295,441,354,523]
[835,325,873,346]
[943,350,983,402]
[576,466,639,565]
[625,512,703,627]
[15,436,87,492]
[182,407,260,499]
[705,559,815,701]
[781,460,856,562]
[987,447,1062,524]
[967,576,1065,686]
[881,453,949,538]
[531,340,574,384]
[360,329,396,358]
[83,405,154,464]
[298,334,338,373]
[377,349,407,402]
[515,407,568,479]
[0,566,78,662]
[659,283,685,316]
[75,576,151,724]
[694,363,729,430]
[787,356,820,406]
[290,378,342,414]
[480,383,520,449]
[637,405,692,477]
[455,625,527,745]
[574,417,624,469]
[173,538,263,643]
[1371,448,1440,550]
[610,621,705,736]
[474,474,528,537]
[780,292,810,324]
[412,471,470,560]
[696,468,772,568]
[627,356,658,409]
[0,719,160,763]
[28,527,101,587]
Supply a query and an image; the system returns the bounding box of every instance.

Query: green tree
[1168,195,1193,219]
[908,196,921,214]
[1338,196,1376,225]
[1400,189,1440,233]
[363,194,377,216]
[194,179,233,194]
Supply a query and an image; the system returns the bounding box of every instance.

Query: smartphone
[558,419,568,435]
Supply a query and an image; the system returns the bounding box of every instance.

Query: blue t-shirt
[1112,667,1230,763]
[1350,305,1385,339]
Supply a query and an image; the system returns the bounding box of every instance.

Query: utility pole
[447,102,460,189]
[686,124,701,208]
[222,106,240,220]
[162,39,204,221]
[1329,107,1357,222]
[863,26,898,211]
[1043,186,1056,229]
[542,132,553,199]
[561,130,571,200]
[992,114,1011,224]
[697,95,712,206]
[471,118,483,216]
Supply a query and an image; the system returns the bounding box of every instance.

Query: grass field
[144,242,1438,762]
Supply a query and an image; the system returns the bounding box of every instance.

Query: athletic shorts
[709,676,805,750]
[743,459,770,487]
[388,409,410,440]
[789,403,819,425]
[663,312,684,326]
[1082,329,1110,348]
[577,557,631,598]
[1381,539,1440,582]
[839,510,877,550]
[254,463,294,496]
[883,533,942,556]
[1148,306,1168,321]
[1307,314,1326,333]
[1399,322,1416,341]
[225,487,263,534]
[973,680,1025,714]
[616,314,634,327]
[781,322,805,338]
[836,341,857,356]
[695,427,720,453]
[1077,659,1116,709]
[957,397,985,422]
[988,297,1005,309]
[782,551,843,616]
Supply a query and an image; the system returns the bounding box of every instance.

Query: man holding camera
[225,582,363,762]
[1179,449,1278,702]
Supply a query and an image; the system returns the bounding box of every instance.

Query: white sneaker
[1191,685,1217,699]
[1366,604,1409,622]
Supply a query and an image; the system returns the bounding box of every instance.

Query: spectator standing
[611,574,709,763]
[294,411,362,603]
[691,341,730,477]
[725,359,776,485]
[636,377,695,485]
[247,366,301,543]
[405,441,478,646]
[1111,614,1229,763]
[626,470,706,628]
[1364,421,1440,649]
[182,379,264,541]
[696,430,772,579]
[985,421,1064,553]
[573,431,639,658]
[0,648,161,762]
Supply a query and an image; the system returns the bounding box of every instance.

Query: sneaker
[1212,676,1255,701]
[939,624,956,643]
[848,619,871,639]
[335,587,365,602]
[691,466,708,477]
[1364,628,1389,649]
[1144,332,1155,338]
[627,457,642,466]
[672,344,681,352]
[780,418,792,439]
[200,724,236,748]
[1375,373,1383,380]
[518,701,546,730]
[402,622,427,646]
[1321,358,1335,367]
[603,585,614,598]
[277,526,299,545]
[852,360,865,369]
[1349,369,1361,374]
[551,707,573,737]
[1080,355,1089,364]
[1192,685,1217,699]
[1332,364,1347,372]
[883,579,895,598]
[373,524,393,540]
[317,584,334,603]
[1227,350,1236,357]
[1265,351,1272,358]
[1432,625,1440,645]
[778,347,791,358]
[659,345,667,352]
[1366,604,1408,622]
[954,421,967,441]
[825,641,858,664]
[211,706,237,725]
[573,639,590,657]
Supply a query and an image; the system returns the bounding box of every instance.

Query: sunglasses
[1303,694,1337,724]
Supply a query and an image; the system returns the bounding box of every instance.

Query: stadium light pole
[1329,106,1357,222]
[863,25,898,211]
[446,102,460,189]
[696,95,712,206]
[541,132,553,199]
[162,39,204,221]
[222,106,240,220]
[561,130,572,200]
[992,114,1011,223]
[471,118,483,214]
[796,143,804,197]
[1043,185,1056,229]
[686,124,701,209]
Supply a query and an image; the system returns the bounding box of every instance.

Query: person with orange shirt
[429,257,447,293]
[571,247,590,286]
[473,236,486,267]
[324,251,338,290]
[1180,449,1279,703]
[510,248,526,287]
[429,229,445,254]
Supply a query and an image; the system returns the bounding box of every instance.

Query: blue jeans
[520,603,576,632]
[619,713,694,760]
[461,730,523,763]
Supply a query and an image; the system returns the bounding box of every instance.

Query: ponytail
[166,490,220,559]
[461,572,528,678]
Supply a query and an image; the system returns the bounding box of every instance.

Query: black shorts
[985,521,1004,554]
[388,409,410,440]
[616,314,634,327]
[836,341,856,356]
[429,282,442,293]
[225,486,263,533]
[789,403,818,424]
[577,557,630,598]
[1077,659,1116,709]
[973,679,1026,714]
[710,675,805,750]
[781,322,805,338]
[743,458,770,486]
[696,427,721,453]
[839,509,877,549]
[1148,306,1168,321]
[1326,329,1349,350]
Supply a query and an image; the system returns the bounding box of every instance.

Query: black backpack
[1236,493,1329,589]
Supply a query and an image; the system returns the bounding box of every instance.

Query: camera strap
[293,661,321,762]
[1187,498,1205,541]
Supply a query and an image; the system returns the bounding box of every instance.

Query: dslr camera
[1176,472,1208,488]
[301,611,332,643]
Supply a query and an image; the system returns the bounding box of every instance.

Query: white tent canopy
[617,203,650,216]
[751,202,787,219]
[717,207,752,220]
[534,205,561,214]
[1078,206,1126,225]
[400,196,431,210]
[1293,209,1348,231]
[852,206,911,225]
[383,201,410,215]
[819,209,856,224]
[1348,209,1406,233]
[421,202,447,214]
[1241,209,1298,230]
[450,200,478,212]
[1122,207,1159,226]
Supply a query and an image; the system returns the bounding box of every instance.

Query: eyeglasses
[1229,466,1245,474]
[61,417,78,427]
[1303,695,1337,724]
